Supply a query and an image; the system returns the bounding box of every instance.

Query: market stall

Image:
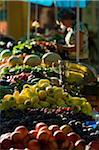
[0,0,99,150]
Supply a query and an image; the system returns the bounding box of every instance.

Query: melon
[42,52,61,66]
[0,49,12,59]
[8,56,23,67]
[23,55,41,67]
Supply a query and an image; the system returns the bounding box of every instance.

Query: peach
[67,132,81,144]
[14,126,28,139]
[39,126,51,136]
[23,134,31,147]
[35,122,47,131]
[10,131,24,142]
[46,141,58,150]
[53,130,66,143]
[60,139,70,149]
[36,130,50,142]
[29,130,38,139]
[48,125,60,133]
[89,140,99,150]
[0,137,12,149]
[13,142,24,149]
[75,139,86,150]
[60,124,73,134]
[28,139,40,150]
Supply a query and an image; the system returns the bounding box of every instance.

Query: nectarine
[36,130,50,142]
[28,139,40,150]
[53,130,66,143]
[14,126,28,139]
[35,122,47,131]
[48,125,59,133]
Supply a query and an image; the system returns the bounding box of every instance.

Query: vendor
[58,8,89,62]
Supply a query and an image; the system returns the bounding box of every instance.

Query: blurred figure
[58,8,89,62]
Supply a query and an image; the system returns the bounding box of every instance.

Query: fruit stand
[0,1,99,150]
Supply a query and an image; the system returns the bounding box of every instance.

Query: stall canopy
[24,0,90,8]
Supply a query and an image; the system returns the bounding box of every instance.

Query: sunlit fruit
[35,122,47,131]
[60,124,73,134]
[0,137,12,149]
[75,139,86,150]
[14,126,28,139]
[67,132,81,144]
[48,125,60,134]
[29,130,38,139]
[36,130,50,142]
[10,131,24,142]
[38,90,47,100]
[53,130,66,143]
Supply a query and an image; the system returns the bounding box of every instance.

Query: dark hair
[58,8,76,21]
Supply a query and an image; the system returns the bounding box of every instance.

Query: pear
[33,103,42,108]
[46,86,54,96]
[56,99,66,107]
[39,101,50,108]
[46,96,55,105]
[38,90,47,100]
[31,95,39,104]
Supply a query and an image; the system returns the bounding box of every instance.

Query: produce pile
[0,37,98,150]
[0,79,92,115]
[0,121,99,150]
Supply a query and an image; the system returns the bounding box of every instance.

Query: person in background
[57,8,89,63]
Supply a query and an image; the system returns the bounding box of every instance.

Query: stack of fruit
[0,122,99,150]
[0,79,92,116]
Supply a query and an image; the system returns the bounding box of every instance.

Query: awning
[24,0,90,8]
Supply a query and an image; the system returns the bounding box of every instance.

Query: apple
[88,140,99,150]
[60,139,70,149]
[10,131,24,142]
[46,141,58,150]
[0,137,12,149]
[29,130,38,139]
[14,126,28,139]
[48,125,60,133]
[39,126,51,136]
[13,142,24,149]
[28,139,40,150]
[75,139,86,150]
[53,130,66,143]
[23,134,31,147]
[35,122,47,131]
[60,124,73,134]
[67,132,81,144]
[36,130,50,142]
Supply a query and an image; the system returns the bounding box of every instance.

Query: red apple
[60,139,70,149]
[60,124,73,134]
[29,130,38,139]
[89,140,99,150]
[67,132,81,144]
[23,134,31,147]
[36,130,50,142]
[10,131,24,142]
[14,126,28,139]
[0,137,12,149]
[28,139,40,150]
[48,125,60,133]
[75,139,86,150]
[13,142,24,149]
[35,122,47,131]
[53,130,66,143]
